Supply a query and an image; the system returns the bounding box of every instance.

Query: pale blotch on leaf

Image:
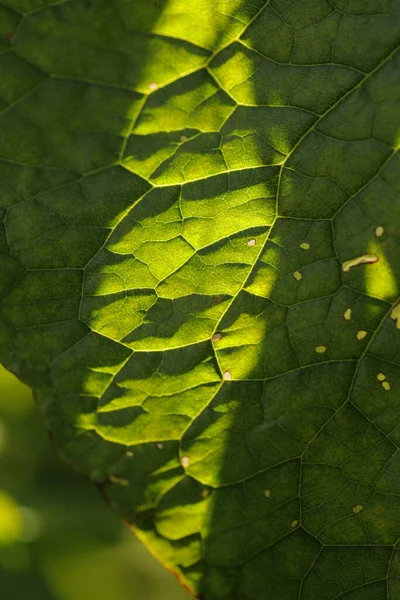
[223,371,232,380]
[344,308,352,321]
[125,450,134,458]
[382,381,391,391]
[300,242,310,250]
[356,330,368,340]
[246,238,256,247]
[315,345,327,354]
[377,373,386,382]
[264,489,271,499]
[156,442,164,450]
[180,135,188,142]
[342,254,378,272]
[352,504,364,514]
[391,303,400,329]
[291,520,299,528]
[293,271,303,281]
[201,488,211,499]
[375,226,384,237]
[181,456,190,468]
[212,332,223,342]
[148,82,158,91]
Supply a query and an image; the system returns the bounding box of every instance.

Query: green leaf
[1,0,399,598]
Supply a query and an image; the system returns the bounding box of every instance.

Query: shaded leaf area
[0,0,399,598]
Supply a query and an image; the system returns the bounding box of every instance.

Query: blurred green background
[0,365,190,600]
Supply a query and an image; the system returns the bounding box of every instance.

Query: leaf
[0,0,399,598]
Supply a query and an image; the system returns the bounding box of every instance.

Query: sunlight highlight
[365,244,398,302]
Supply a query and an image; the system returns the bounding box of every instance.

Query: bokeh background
[0,365,190,600]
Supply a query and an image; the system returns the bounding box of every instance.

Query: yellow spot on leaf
[377,373,386,382]
[344,308,352,321]
[300,242,310,250]
[375,226,384,237]
[246,238,256,247]
[342,254,378,272]
[382,381,391,391]
[315,345,327,354]
[264,489,271,498]
[294,271,303,281]
[223,371,232,380]
[356,330,368,340]
[391,303,400,329]
[156,442,164,450]
[201,488,211,499]
[352,504,364,514]
[181,456,190,468]
[291,520,299,528]
[125,450,134,458]
[180,135,188,142]
[148,82,158,91]
[212,332,223,342]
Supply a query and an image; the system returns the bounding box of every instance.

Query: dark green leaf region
[0,0,399,598]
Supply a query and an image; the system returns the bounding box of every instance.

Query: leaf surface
[1,0,400,598]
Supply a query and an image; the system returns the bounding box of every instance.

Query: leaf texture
[0,0,400,598]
